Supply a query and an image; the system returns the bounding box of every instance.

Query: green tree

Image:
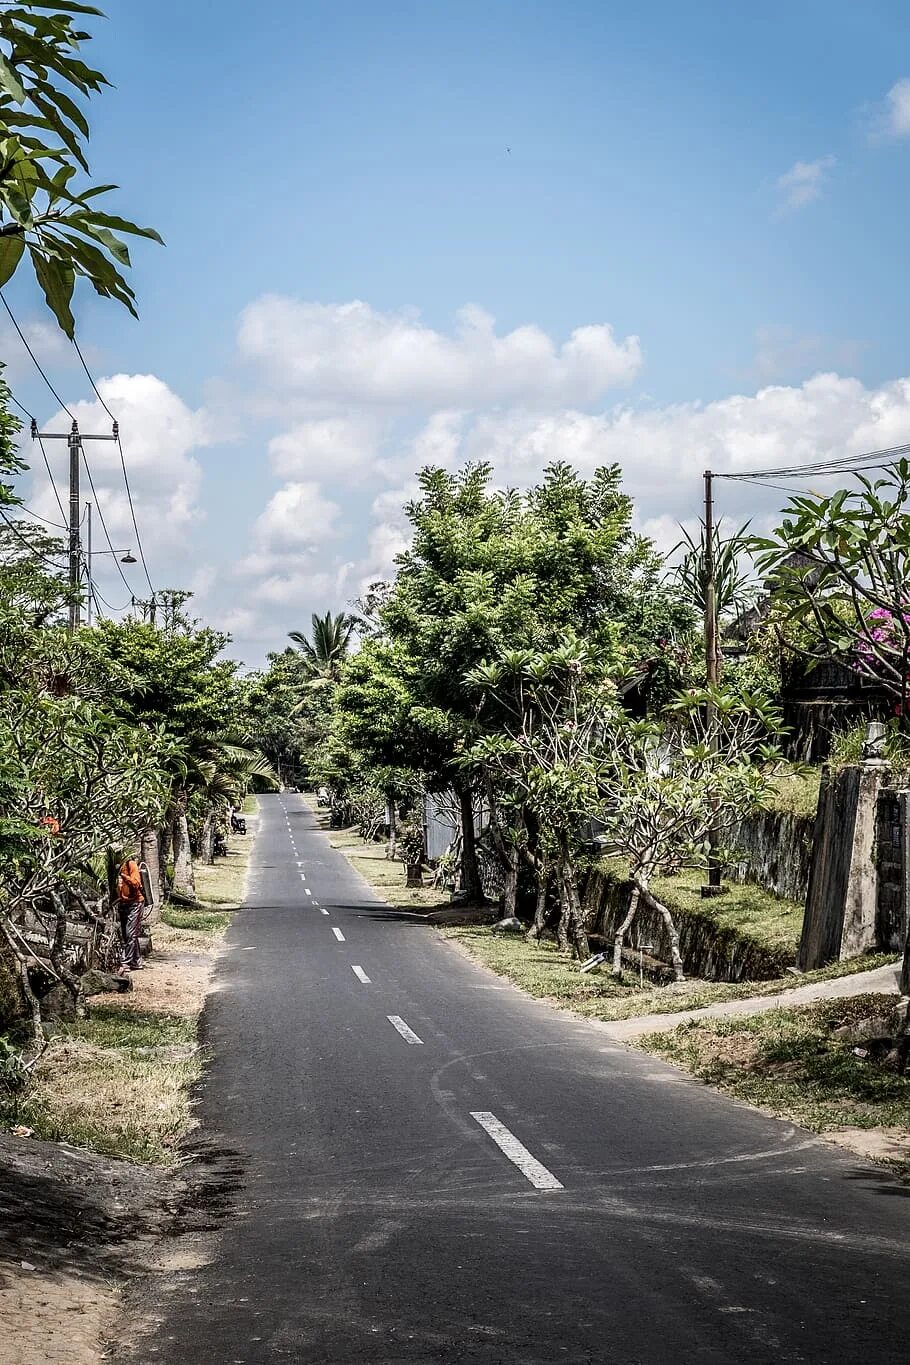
[755,461,910,716]
[0,2,162,333]
[289,610,357,684]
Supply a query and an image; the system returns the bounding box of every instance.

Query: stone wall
[726,807,814,903]
[582,867,792,982]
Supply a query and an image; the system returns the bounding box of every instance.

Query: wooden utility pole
[31,419,118,633]
[703,468,723,893]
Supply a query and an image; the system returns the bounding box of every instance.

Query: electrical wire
[716,442,910,483]
[72,333,156,596]
[18,505,66,531]
[79,450,137,597]
[0,508,68,567]
[89,580,131,614]
[6,391,68,522]
[0,289,75,420]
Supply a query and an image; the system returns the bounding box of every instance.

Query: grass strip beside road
[639,996,910,1168]
[4,799,258,1164]
[441,923,897,1023]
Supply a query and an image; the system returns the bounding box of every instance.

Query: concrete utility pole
[85,501,92,627]
[31,419,118,633]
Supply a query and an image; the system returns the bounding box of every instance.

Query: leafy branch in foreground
[0,2,162,333]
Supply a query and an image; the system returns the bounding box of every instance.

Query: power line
[89,580,131,614]
[18,505,66,531]
[0,289,75,420]
[71,334,155,595]
[79,450,137,598]
[716,442,910,483]
[6,391,68,522]
[0,508,68,567]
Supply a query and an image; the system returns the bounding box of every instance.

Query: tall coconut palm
[289,611,357,683]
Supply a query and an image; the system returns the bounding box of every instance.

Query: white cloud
[268,415,382,482]
[374,372,910,531]
[775,155,835,213]
[881,77,910,138]
[28,374,210,589]
[237,298,641,408]
[239,480,340,578]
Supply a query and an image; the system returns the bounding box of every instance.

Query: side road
[601,960,903,1040]
[120,793,910,1365]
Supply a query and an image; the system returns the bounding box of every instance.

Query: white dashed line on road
[351,965,371,984]
[387,1015,423,1045]
[332,927,345,941]
[470,1112,564,1191]
[320,908,329,915]
[305,888,312,897]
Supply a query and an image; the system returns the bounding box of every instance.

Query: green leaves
[30,243,74,334]
[0,3,162,328]
[0,231,24,284]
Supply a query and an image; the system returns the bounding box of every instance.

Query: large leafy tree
[756,462,910,716]
[370,460,693,899]
[0,2,161,333]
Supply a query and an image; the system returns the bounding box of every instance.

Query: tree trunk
[405,862,424,887]
[901,921,910,995]
[171,793,196,899]
[49,891,86,1018]
[158,823,172,896]
[458,782,483,903]
[501,847,519,920]
[140,827,163,923]
[386,798,397,861]
[640,883,686,981]
[560,859,589,960]
[200,809,216,867]
[612,884,641,977]
[554,863,571,953]
[525,862,550,941]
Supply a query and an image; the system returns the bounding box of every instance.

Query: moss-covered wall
[583,867,793,982]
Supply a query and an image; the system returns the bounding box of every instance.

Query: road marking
[320,908,329,915]
[470,1112,564,1191]
[332,927,345,941]
[352,965,371,983]
[300,872,307,880]
[387,1015,423,1045]
[305,888,312,897]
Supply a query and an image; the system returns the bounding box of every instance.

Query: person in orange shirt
[117,857,145,974]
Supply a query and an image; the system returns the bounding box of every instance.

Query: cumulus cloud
[268,415,382,482]
[775,155,835,213]
[28,374,210,590]
[239,480,340,577]
[237,298,641,408]
[879,77,910,138]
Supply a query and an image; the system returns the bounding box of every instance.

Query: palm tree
[289,611,357,683]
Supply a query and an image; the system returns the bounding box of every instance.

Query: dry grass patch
[642,995,910,1156]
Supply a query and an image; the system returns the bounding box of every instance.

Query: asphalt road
[132,793,910,1364]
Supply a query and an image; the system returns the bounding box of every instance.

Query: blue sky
[7,0,910,664]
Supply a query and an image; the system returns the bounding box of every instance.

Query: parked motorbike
[213,830,228,858]
[230,812,247,835]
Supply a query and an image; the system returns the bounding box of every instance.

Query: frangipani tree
[755,461,910,716]
[466,636,622,960]
[602,687,784,979]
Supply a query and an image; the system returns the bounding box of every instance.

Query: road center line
[351,965,371,983]
[387,1015,423,1045]
[332,927,345,941]
[305,888,312,897]
[470,1111,564,1191]
[320,908,329,915]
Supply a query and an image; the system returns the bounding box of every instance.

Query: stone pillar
[800,727,891,970]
